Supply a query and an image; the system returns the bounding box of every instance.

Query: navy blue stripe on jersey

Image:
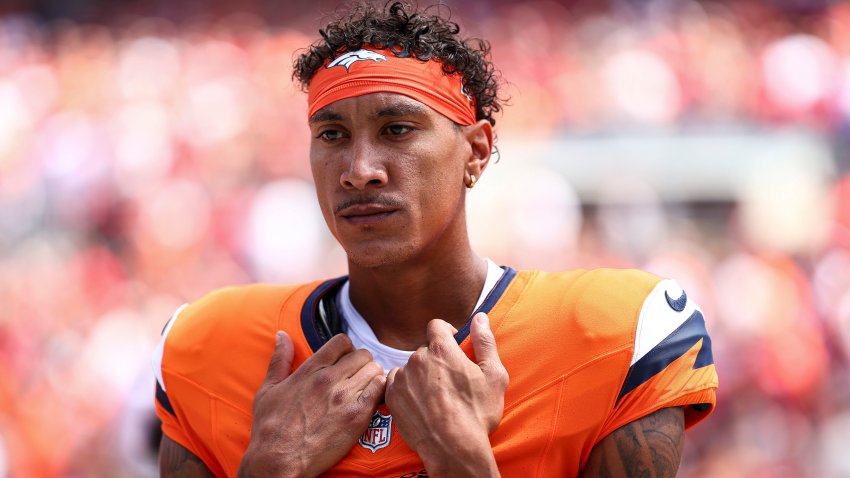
[617,309,714,402]
[301,276,349,352]
[300,267,517,352]
[156,381,175,416]
[454,266,517,344]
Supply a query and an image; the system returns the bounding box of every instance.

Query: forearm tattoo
[580,407,685,478]
[160,436,216,478]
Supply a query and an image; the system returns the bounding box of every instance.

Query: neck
[346,242,486,351]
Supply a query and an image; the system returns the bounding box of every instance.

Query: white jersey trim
[152,303,188,391]
[631,279,701,366]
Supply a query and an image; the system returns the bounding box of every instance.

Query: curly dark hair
[293,1,504,126]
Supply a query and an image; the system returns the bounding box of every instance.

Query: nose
[340,138,388,190]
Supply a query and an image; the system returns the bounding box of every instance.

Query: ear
[463,119,494,188]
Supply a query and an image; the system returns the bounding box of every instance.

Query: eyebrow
[374,103,428,118]
[309,109,343,124]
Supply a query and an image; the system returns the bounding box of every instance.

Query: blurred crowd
[1,0,850,476]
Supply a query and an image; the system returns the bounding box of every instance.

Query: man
[153,2,718,477]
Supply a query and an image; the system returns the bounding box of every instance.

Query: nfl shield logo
[359,411,392,453]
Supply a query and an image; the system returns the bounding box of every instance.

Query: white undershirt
[338,258,504,374]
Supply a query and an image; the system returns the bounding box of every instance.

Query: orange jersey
[153,267,718,477]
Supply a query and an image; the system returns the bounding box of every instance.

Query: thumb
[265,331,295,384]
[471,313,507,387]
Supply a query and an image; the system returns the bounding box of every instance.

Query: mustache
[333,195,405,214]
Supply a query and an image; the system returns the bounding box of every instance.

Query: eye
[384,124,412,136]
[316,129,346,141]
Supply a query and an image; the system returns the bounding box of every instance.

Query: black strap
[317,292,343,341]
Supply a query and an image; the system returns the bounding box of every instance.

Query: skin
[159,91,687,477]
[385,314,507,478]
[580,407,685,478]
[159,435,215,478]
[236,333,386,478]
[161,406,685,478]
[308,92,493,349]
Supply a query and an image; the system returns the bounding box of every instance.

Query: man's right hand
[237,332,386,478]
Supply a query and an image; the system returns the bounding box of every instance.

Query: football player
[154,2,718,477]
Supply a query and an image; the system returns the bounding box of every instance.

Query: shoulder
[609,274,717,430]
[516,268,710,365]
[522,268,663,336]
[186,283,311,320]
[629,277,709,369]
[523,268,662,306]
[570,268,663,306]
[153,282,320,385]
[560,268,708,366]
[172,283,306,333]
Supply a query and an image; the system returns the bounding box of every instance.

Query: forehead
[308,92,437,124]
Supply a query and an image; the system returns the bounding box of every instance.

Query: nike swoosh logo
[665,290,687,312]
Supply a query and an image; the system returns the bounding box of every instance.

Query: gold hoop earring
[468,174,477,189]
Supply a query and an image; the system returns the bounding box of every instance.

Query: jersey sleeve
[151,304,196,453]
[149,283,310,478]
[599,278,718,438]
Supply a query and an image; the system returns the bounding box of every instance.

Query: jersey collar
[299,266,517,353]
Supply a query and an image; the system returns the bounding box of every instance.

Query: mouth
[337,203,399,226]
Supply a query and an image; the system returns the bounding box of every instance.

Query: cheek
[310,149,336,187]
[309,149,327,180]
[310,158,337,217]
[407,150,465,216]
[421,138,466,187]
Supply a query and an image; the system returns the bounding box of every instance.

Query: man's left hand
[385,313,507,478]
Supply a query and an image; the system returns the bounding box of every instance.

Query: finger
[356,370,387,407]
[332,348,377,379]
[471,313,508,389]
[426,318,460,354]
[385,367,400,391]
[348,359,384,390]
[297,333,355,374]
[265,331,295,384]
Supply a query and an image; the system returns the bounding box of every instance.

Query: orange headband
[307,47,477,125]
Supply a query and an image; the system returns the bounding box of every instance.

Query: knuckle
[357,387,372,405]
[428,339,449,356]
[344,402,364,421]
[495,366,509,389]
[313,368,335,387]
[265,356,282,375]
[332,333,352,347]
[388,367,404,386]
[479,331,496,348]
[368,361,384,376]
[408,350,427,366]
[355,348,374,362]
[253,419,282,441]
[384,385,398,406]
[330,384,348,404]
[357,382,380,406]
[324,334,352,355]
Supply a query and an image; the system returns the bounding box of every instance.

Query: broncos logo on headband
[327,49,388,72]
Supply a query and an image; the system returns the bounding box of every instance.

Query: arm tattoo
[160,435,216,478]
[580,407,685,478]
